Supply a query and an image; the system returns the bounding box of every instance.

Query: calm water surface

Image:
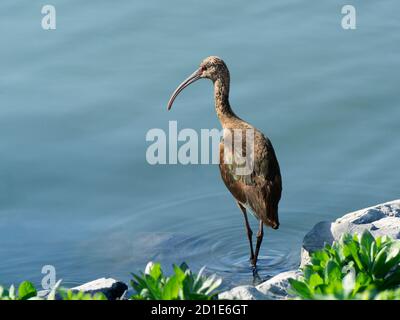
[0,1,399,288]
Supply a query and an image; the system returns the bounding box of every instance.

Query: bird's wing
[219,130,282,222]
[246,134,282,222]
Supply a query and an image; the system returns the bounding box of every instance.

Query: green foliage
[0,281,37,300]
[1,262,221,301]
[289,230,400,300]
[373,288,400,300]
[130,262,222,300]
[57,289,107,300]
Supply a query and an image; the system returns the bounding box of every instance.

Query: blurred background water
[0,0,399,289]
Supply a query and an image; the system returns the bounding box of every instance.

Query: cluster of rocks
[39,200,400,300]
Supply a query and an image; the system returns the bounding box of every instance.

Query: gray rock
[219,270,300,300]
[70,278,128,300]
[256,270,301,300]
[301,199,400,267]
[38,278,128,300]
[219,285,269,300]
[301,221,334,267]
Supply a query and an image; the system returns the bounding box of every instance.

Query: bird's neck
[214,77,237,126]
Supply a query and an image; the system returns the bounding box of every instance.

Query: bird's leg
[253,220,264,267]
[237,202,255,263]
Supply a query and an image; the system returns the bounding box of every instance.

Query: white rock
[219,285,269,300]
[38,277,128,300]
[70,277,128,300]
[219,270,300,300]
[256,270,301,299]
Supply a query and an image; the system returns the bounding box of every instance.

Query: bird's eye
[200,66,207,72]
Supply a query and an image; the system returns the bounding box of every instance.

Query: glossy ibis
[167,56,282,273]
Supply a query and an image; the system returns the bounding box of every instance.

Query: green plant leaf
[360,230,375,255]
[288,279,312,299]
[325,260,342,283]
[162,276,181,300]
[372,248,388,278]
[381,242,400,274]
[18,281,37,300]
[303,266,314,281]
[348,241,364,271]
[129,262,220,300]
[148,263,163,280]
[382,268,400,289]
[179,262,190,272]
[354,272,371,293]
[311,250,330,268]
[172,264,187,282]
[308,273,324,290]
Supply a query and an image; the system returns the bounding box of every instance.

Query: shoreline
[33,199,400,300]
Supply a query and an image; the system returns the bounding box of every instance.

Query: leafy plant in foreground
[289,230,400,299]
[130,262,222,300]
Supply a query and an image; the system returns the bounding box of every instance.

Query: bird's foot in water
[252,266,262,285]
[251,265,274,285]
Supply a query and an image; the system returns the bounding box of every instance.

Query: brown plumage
[167,56,282,271]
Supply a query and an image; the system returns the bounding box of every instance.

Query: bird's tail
[262,201,280,230]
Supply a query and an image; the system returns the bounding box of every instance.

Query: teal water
[0,1,399,289]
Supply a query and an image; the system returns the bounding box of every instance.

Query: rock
[256,270,301,300]
[301,199,400,267]
[301,221,334,267]
[38,278,128,300]
[219,285,269,300]
[219,270,300,300]
[70,278,128,300]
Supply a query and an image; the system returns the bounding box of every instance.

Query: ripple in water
[58,181,395,289]
[106,192,302,289]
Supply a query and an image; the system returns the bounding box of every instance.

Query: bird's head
[167,56,229,110]
[199,56,229,82]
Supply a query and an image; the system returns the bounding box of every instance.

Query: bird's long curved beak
[167,68,202,110]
